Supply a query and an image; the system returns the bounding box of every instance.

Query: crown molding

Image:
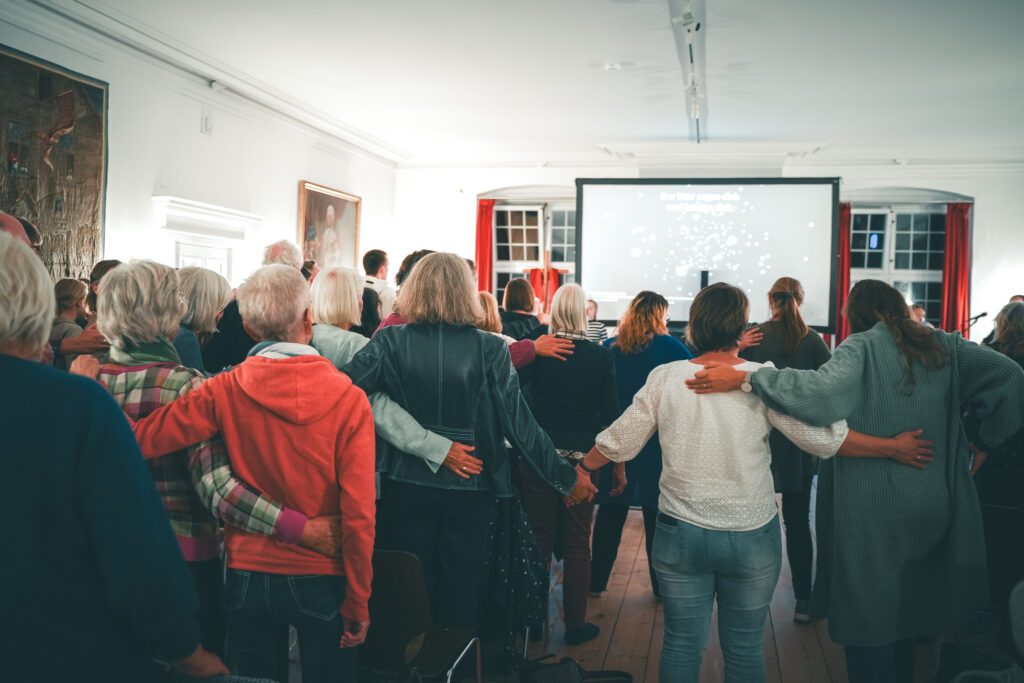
[153,196,261,240]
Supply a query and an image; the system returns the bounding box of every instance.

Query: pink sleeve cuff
[276,508,308,545]
[510,340,536,369]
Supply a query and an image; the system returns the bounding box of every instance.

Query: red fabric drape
[474,199,496,292]
[942,203,972,337]
[832,202,853,345]
[527,267,566,313]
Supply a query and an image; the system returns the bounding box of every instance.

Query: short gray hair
[178,266,232,334]
[310,266,362,328]
[0,232,53,355]
[398,252,482,326]
[97,260,183,349]
[262,240,303,269]
[237,264,310,341]
[549,284,588,336]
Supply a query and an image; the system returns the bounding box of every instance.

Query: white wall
[0,2,396,284]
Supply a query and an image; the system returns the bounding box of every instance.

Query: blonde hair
[398,252,482,325]
[261,240,303,269]
[178,267,232,334]
[477,291,503,333]
[55,278,87,313]
[237,265,310,341]
[549,284,588,336]
[0,233,53,355]
[310,266,362,328]
[97,261,183,349]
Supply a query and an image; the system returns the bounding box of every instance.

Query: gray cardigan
[751,322,1024,646]
[311,324,450,472]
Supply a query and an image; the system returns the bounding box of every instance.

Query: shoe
[565,623,600,646]
[794,599,812,623]
[588,590,604,598]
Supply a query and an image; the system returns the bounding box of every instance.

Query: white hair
[262,240,303,269]
[237,264,310,341]
[0,232,53,355]
[178,266,232,334]
[549,284,588,336]
[97,260,183,349]
[310,266,362,328]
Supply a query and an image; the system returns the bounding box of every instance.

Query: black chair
[361,550,481,683]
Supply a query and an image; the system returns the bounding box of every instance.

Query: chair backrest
[361,549,434,673]
[1011,581,1024,659]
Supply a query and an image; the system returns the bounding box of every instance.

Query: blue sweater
[599,334,693,507]
[0,354,200,682]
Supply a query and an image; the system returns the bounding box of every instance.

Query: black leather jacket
[342,322,578,497]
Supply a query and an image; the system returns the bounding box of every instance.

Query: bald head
[0,213,30,246]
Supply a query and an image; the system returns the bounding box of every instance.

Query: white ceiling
[74,0,1024,165]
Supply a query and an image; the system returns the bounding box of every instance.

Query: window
[494,207,541,262]
[849,207,946,326]
[492,202,578,299]
[548,208,577,264]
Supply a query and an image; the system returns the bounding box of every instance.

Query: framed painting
[0,44,108,279]
[298,180,360,270]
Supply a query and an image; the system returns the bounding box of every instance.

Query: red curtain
[832,202,852,345]
[941,203,972,336]
[527,267,566,313]
[474,199,496,292]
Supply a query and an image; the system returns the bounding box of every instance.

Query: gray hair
[97,260,183,349]
[0,232,53,355]
[310,266,362,328]
[261,240,303,269]
[178,266,232,334]
[398,252,482,326]
[237,264,310,341]
[549,284,588,336]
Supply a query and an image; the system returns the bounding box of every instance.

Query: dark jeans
[519,462,595,630]
[223,569,355,683]
[379,478,497,628]
[189,559,226,657]
[780,480,814,601]
[590,503,659,596]
[844,637,917,683]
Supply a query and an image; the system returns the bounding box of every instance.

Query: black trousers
[589,503,659,596]
[380,479,498,628]
[845,638,917,683]
[780,480,814,601]
[188,558,225,657]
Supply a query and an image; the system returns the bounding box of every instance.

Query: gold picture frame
[298,180,361,269]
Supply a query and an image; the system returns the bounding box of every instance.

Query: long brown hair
[614,291,669,355]
[846,279,946,384]
[769,277,809,354]
[502,278,535,313]
[993,301,1024,362]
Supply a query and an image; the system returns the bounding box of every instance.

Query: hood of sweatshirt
[234,354,350,425]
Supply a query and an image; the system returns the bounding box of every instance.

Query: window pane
[912,282,926,299]
[912,214,928,231]
[568,211,576,226]
[896,234,910,250]
[496,211,508,227]
[852,214,868,230]
[526,246,539,261]
[497,246,510,260]
[912,253,927,269]
[566,246,577,261]
[511,212,523,227]
[930,214,946,233]
[927,303,941,320]
[551,247,565,262]
[896,214,911,232]
[869,232,884,250]
[496,228,508,244]
[869,214,886,231]
[512,228,525,244]
[867,252,883,268]
[511,246,525,260]
[912,233,928,250]
[929,254,944,270]
[895,253,910,269]
[552,212,564,227]
[525,228,539,245]
[525,212,539,227]
[552,228,565,245]
[851,233,866,250]
[850,252,866,268]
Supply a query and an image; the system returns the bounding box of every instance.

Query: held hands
[69,354,102,380]
[171,646,229,678]
[564,466,598,507]
[299,515,343,557]
[340,618,370,648]
[610,463,628,497]
[738,326,764,352]
[684,362,746,394]
[888,429,935,469]
[442,442,483,479]
[534,335,574,361]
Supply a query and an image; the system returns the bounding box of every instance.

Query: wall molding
[152,196,262,241]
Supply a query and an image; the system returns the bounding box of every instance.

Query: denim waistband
[657,512,684,526]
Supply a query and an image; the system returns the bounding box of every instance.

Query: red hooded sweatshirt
[131,354,375,622]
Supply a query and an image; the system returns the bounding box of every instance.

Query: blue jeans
[653,514,782,683]
[224,569,356,683]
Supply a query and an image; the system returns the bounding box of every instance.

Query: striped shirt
[587,320,609,343]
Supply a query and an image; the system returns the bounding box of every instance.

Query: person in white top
[579,283,933,683]
[363,249,397,316]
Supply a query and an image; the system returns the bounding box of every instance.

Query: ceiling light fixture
[670,1,705,142]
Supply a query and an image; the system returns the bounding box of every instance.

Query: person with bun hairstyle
[740,277,831,623]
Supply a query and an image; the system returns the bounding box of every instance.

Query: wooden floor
[526,508,856,683]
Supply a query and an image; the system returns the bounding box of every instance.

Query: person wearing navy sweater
[589,291,693,598]
[0,233,226,682]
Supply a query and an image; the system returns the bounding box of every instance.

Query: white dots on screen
[802,256,810,262]
[808,222,815,228]
[675,265,687,276]
[725,235,738,247]
[759,270,766,275]
[630,247,642,258]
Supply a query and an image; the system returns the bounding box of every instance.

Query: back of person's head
[87,259,122,313]
[261,240,303,269]
[549,284,588,336]
[502,278,535,313]
[846,279,946,382]
[237,265,310,342]
[0,212,30,246]
[398,252,482,325]
[477,291,502,334]
[178,266,232,335]
[395,249,435,288]
[686,283,749,354]
[301,260,318,282]
[55,278,87,313]
[769,277,809,354]
[362,249,388,277]
[993,301,1024,360]
[615,291,669,355]
[17,218,42,251]
[1011,294,1024,303]
[0,232,53,357]
[97,261,182,350]
[310,267,362,328]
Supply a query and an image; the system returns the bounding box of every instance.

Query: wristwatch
[740,372,753,393]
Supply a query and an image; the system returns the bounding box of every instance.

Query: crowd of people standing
[2,212,1023,683]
